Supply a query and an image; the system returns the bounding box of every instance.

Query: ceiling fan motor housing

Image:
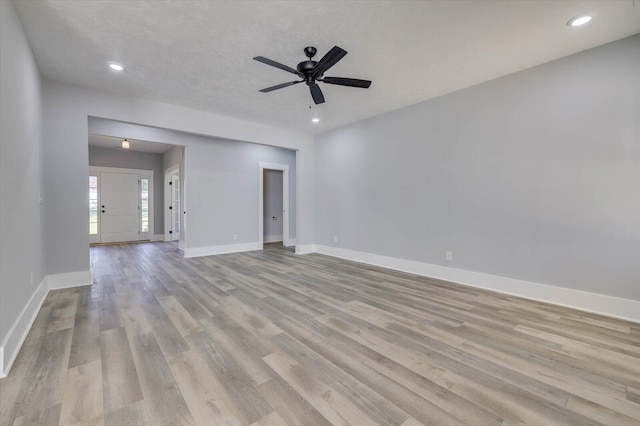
[297,60,318,78]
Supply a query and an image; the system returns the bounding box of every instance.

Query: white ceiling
[13,0,640,135]
[89,134,174,154]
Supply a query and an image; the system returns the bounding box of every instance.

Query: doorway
[89,166,154,244]
[259,162,289,248]
[263,169,283,243]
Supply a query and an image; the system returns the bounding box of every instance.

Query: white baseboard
[178,240,185,251]
[264,234,283,243]
[284,238,297,247]
[313,245,640,324]
[152,234,165,242]
[295,244,316,255]
[0,269,92,378]
[184,241,262,258]
[0,277,48,378]
[47,270,93,290]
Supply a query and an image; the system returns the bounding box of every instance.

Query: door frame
[259,162,289,248]
[89,166,154,243]
[164,165,180,241]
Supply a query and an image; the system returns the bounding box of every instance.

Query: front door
[100,172,140,243]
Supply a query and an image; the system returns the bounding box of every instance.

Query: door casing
[258,162,290,248]
[89,166,154,244]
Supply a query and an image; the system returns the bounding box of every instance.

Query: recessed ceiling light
[312,118,320,123]
[567,15,592,27]
[122,139,130,149]
[109,62,124,71]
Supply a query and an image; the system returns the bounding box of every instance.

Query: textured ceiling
[13,0,640,135]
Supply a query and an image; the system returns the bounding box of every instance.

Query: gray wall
[315,34,640,301]
[0,1,45,345]
[263,169,283,241]
[88,118,297,249]
[42,79,314,275]
[163,145,183,171]
[89,146,164,235]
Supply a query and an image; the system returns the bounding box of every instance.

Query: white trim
[89,166,154,244]
[178,240,185,251]
[152,234,165,242]
[164,165,180,242]
[89,165,153,176]
[47,270,93,290]
[312,245,640,324]
[0,270,92,377]
[295,244,317,255]
[259,162,290,250]
[184,241,262,258]
[284,238,297,247]
[264,234,283,243]
[0,277,48,378]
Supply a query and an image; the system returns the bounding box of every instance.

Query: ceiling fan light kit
[254,46,372,105]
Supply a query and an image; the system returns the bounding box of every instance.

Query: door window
[89,175,98,235]
[141,178,149,233]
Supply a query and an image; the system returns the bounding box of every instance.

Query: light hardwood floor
[1,242,639,425]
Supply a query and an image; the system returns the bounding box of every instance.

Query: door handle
[101,210,105,213]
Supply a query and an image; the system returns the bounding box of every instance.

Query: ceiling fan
[253,46,372,105]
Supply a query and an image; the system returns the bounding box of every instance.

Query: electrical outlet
[333,236,338,243]
[233,234,238,241]
[445,251,453,262]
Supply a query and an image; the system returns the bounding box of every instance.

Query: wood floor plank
[45,289,79,334]
[187,330,274,425]
[100,327,143,414]
[59,360,104,425]
[157,295,203,337]
[272,319,470,425]
[276,316,502,425]
[263,351,382,426]
[68,300,101,369]
[10,328,72,421]
[12,403,62,426]
[103,401,149,426]
[565,395,640,426]
[128,281,190,357]
[2,241,639,425]
[256,376,333,426]
[169,350,245,426]
[129,332,194,425]
[249,411,287,426]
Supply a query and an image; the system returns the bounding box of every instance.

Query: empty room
[1,1,639,425]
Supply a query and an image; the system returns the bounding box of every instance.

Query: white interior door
[171,174,180,240]
[100,172,140,243]
[164,168,180,241]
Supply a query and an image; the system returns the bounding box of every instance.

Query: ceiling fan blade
[322,77,372,88]
[259,81,302,93]
[311,46,347,78]
[253,56,302,76]
[309,83,325,104]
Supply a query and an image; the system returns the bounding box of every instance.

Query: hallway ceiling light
[122,139,130,149]
[109,62,124,71]
[312,117,320,123]
[567,15,592,27]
